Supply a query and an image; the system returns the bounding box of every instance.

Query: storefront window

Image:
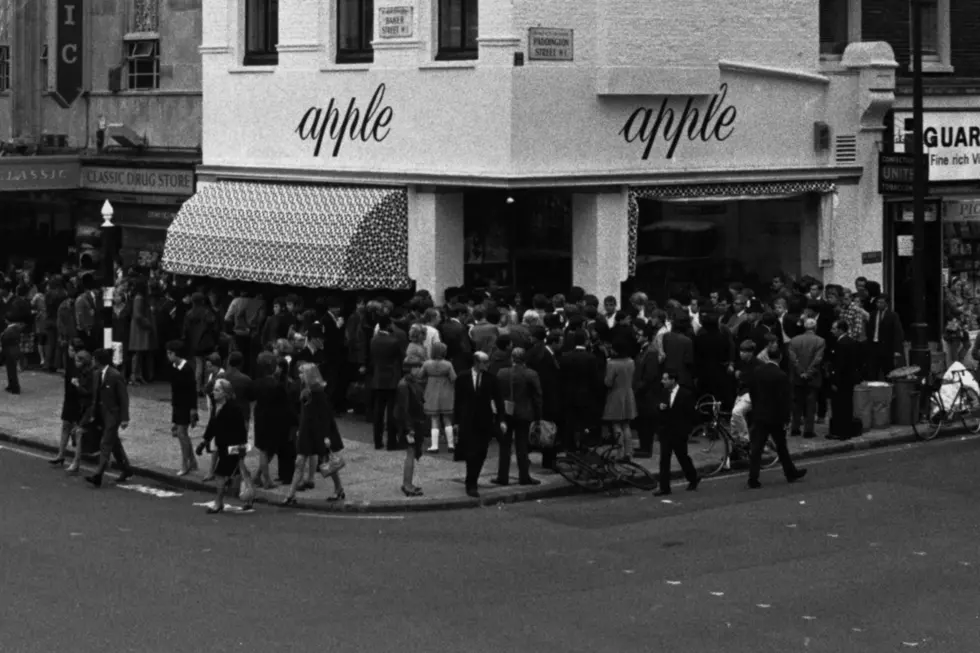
[942,199,980,331]
[632,195,820,302]
[463,191,571,294]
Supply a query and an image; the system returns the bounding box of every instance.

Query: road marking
[802,616,816,621]
[623,570,635,574]
[786,524,798,528]
[665,580,681,586]
[117,484,182,499]
[710,591,725,597]
[70,532,82,537]
[757,604,771,609]
[296,512,405,521]
[913,551,927,556]
[827,533,839,538]
[0,445,53,461]
[191,501,255,514]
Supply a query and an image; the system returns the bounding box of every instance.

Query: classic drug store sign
[893,111,980,182]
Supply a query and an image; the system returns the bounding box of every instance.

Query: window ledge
[229,65,277,74]
[320,64,372,73]
[908,61,955,74]
[125,31,159,41]
[419,61,477,71]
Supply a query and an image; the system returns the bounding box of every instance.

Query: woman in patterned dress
[422,341,456,453]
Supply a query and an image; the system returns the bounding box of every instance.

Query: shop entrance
[463,190,572,295]
[886,201,942,341]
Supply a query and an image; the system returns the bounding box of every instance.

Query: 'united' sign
[53,0,83,108]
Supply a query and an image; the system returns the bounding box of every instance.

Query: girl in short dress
[422,341,457,453]
[603,339,638,460]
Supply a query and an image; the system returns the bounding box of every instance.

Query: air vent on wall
[835,134,857,164]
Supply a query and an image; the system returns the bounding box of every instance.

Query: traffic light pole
[908,0,931,375]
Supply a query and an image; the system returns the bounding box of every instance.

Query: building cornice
[195,164,864,190]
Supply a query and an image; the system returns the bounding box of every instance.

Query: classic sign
[53,0,84,108]
[0,160,81,191]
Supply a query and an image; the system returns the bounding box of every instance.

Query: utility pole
[908,0,931,374]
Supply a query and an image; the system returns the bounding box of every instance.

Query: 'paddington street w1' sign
[53,0,83,108]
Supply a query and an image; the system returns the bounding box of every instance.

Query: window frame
[126,39,160,90]
[910,0,952,73]
[0,45,9,93]
[244,0,279,66]
[436,0,478,61]
[819,0,861,61]
[336,0,374,64]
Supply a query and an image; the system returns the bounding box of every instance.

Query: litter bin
[853,384,873,431]
[892,378,920,426]
[867,381,893,429]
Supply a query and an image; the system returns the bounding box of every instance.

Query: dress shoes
[803,432,816,439]
[490,478,509,486]
[787,468,808,483]
[519,478,541,486]
[465,488,480,499]
[84,474,103,488]
[747,479,762,489]
[687,477,701,492]
[652,488,672,497]
[115,470,134,484]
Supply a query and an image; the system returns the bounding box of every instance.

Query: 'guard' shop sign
[893,111,980,183]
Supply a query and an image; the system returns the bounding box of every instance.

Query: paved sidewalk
[0,371,940,512]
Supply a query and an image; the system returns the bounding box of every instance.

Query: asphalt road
[2,435,980,653]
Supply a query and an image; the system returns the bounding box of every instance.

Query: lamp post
[100,200,116,363]
[908,0,931,374]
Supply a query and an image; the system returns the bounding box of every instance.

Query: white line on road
[0,445,54,461]
[117,484,182,499]
[296,511,405,521]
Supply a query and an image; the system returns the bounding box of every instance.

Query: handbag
[237,459,256,503]
[318,452,346,476]
[504,370,515,417]
[530,420,557,449]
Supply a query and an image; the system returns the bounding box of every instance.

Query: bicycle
[554,442,659,492]
[688,395,780,477]
[916,368,980,441]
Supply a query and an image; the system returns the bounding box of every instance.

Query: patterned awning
[161,182,410,290]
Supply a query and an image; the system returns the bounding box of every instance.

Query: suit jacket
[252,375,295,452]
[658,385,695,441]
[370,330,404,390]
[223,367,254,422]
[453,369,506,457]
[869,309,906,358]
[170,360,199,425]
[85,366,130,429]
[748,361,792,426]
[831,334,862,388]
[439,319,472,373]
[321,312,346,366]
[661,331,695,389]
[788,331,826,388]
[526,343,562,421]
[633,344,662,418]
[560,348,602,429]
[496,365,543,422]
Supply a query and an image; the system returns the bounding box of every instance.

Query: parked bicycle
[688,395,779,476]
[916,368,980,441]
[554,442,658,493]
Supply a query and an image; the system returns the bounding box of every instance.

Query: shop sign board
[528,28,574,62]
[897,235,914,257]
[378,6,414,39]
[81,167,195,196]
[861,251,883,265]
[53,0,84,108]
[0,159,81,191]
[893,111,980,182]
[943,197,980,222]
[878,153,922,195]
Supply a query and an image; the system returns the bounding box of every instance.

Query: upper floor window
[437,0,477,60]
[918,0,939,55]
[0,46,9,93]
[910,0,951,72]
[245,0,278,65]
[819,0,850,56]
[133,0,159,33]
[337,0,373,63]
[127,39,160,90]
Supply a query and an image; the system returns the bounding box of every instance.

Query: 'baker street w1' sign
[53,0,83,108]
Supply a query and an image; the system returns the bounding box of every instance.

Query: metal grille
[835,134,858,164]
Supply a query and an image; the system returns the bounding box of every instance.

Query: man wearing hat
[736,299,767,353]
[731,339,762,441]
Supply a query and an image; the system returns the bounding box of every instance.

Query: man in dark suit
[746,347,807,489]
[166,339,200,476]
[84,348,134,488]
[440,304,473,374]
[370,315,405,450]
[828,319,861,440]
[222,351,254,429]
[526,328,563,470]
[662,317,695,390]
[559,330,602,449]
[652,370,700,496]
[633,323,662,458]
[454,351,506,498]
[74,275,100,353]
[321,297,347,409]
[868,294,905,380]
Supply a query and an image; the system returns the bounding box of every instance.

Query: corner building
[166,0,898,302]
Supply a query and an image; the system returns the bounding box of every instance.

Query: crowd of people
[1,258,921,503]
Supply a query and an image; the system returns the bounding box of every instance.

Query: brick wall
[863,0,980,78]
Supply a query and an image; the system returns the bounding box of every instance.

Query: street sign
[53,0,83,108]
[879,152,926,195]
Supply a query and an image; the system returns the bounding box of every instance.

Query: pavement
[0,369,947,512]
[2,425,979,652]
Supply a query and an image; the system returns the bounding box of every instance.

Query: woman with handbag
[49,340,89,468]
[282,363,345,505]
[200,379,254,514]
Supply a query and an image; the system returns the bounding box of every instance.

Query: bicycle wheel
[957,387,980,434]
[689,425,730,477]
[921,394,947,441]
[554,455,605,492]
[607,459,659,491]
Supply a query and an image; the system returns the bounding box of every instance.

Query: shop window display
[943,219,980,331]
